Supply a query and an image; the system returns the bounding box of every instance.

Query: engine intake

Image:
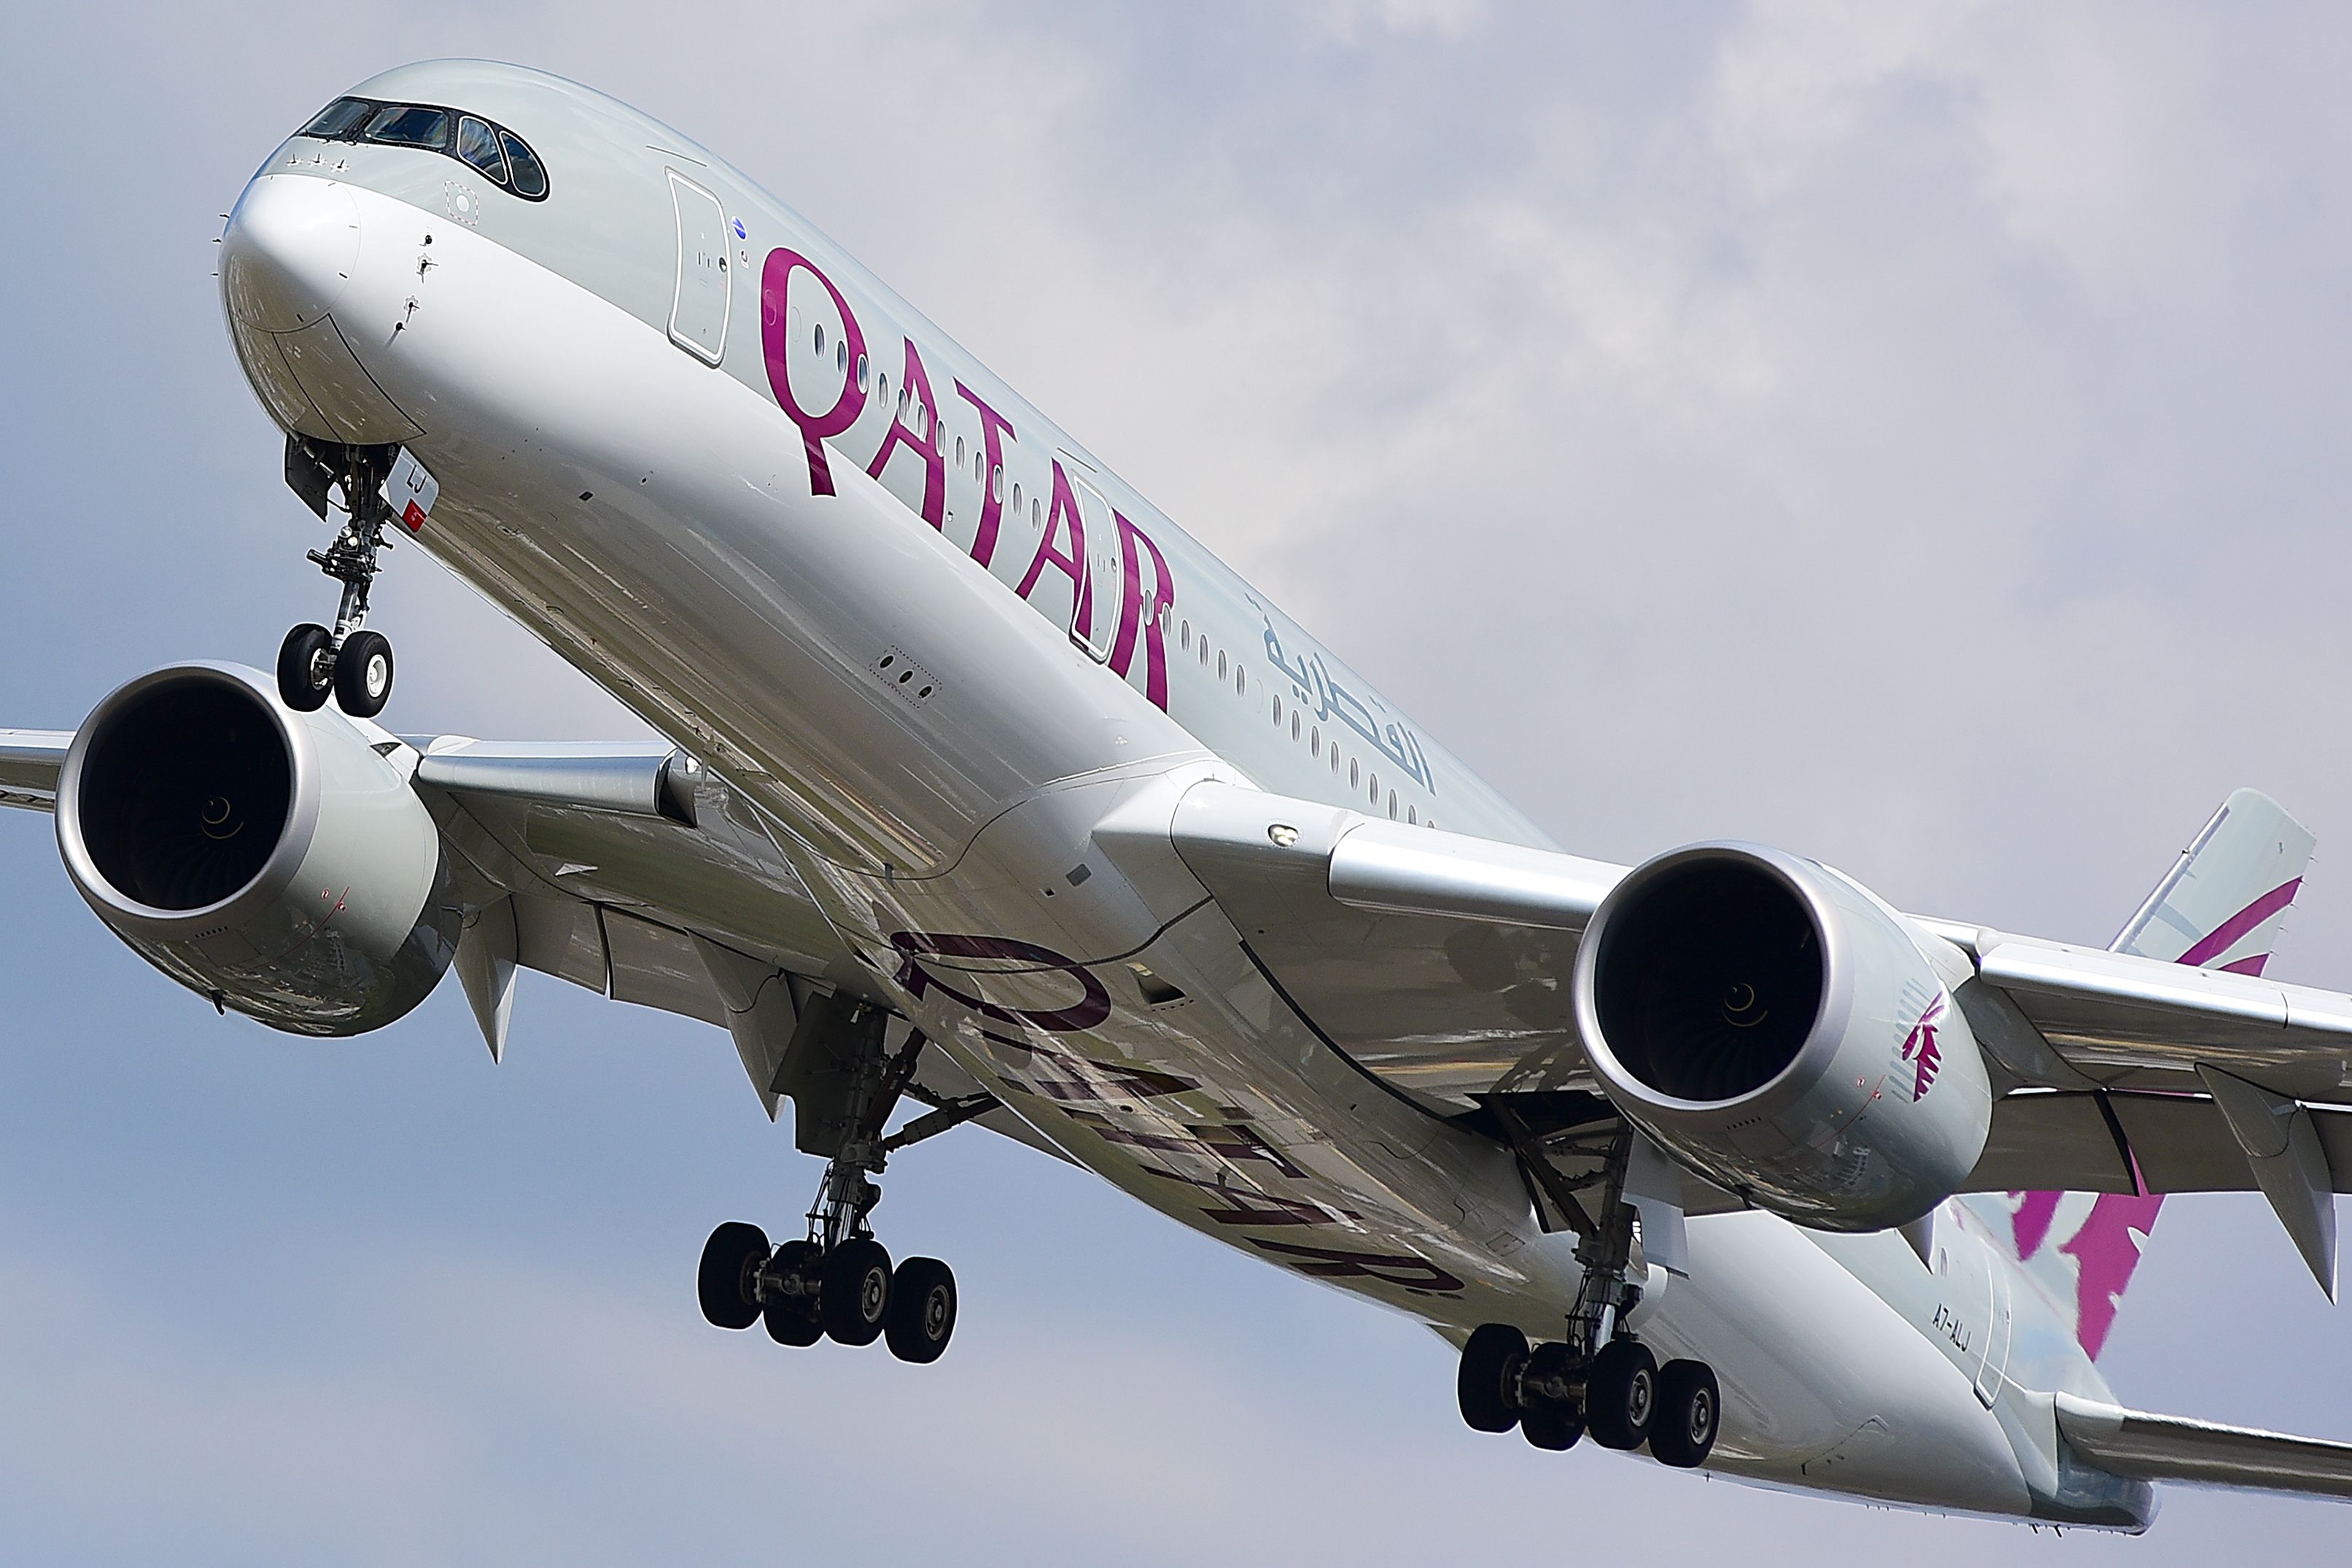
[1572,842,1992,1231]
[55,662,459,1035]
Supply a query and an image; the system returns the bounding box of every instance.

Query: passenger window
[955,435,966,465]
[1291,713,1301,742]
[1388,791,1399,820]
[302,98,373,139]
[814,323,826,357]
[856,353,869,392]
[1199,639,1210,667]
[457,117,508,183]
[1012,481,1022,513]
[990,465,1003,502]
[1216,651,1227,680]
[1350,760,1360,789]
[1369,772,1378,803]
[1310,726,1319,757]
[365,105,451,149]
[1235,666,1246,696]
[837,340,848,373]
[1407,804,1417,825]
[500,131,549,198]
[1180,621,1191,651]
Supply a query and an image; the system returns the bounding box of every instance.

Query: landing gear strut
[1458,1114,1721,1469]
[696,1011,984,1365]
[277,437,400,719]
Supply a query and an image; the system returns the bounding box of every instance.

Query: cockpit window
[500,131,548,199]
[301,98,373,139]
[457,116,508,183]
[293,96,551,203]
[364,104,451,149]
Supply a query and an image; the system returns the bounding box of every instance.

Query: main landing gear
[1460,1115,1722,1468]
[697,1012,987,1365]
[277,437,400,720]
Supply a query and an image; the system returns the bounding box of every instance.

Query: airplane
[3,57,2351,1530]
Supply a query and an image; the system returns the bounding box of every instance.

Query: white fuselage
[217,61,2132,1525]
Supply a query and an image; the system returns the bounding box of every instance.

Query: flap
[1967,1090,2352,1195]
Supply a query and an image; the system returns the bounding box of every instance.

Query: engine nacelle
[55,662,460,1036]
[1572,842,1992,1231]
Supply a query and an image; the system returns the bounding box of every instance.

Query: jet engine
[54,661,459,1035]
[1571,842,1992,1231]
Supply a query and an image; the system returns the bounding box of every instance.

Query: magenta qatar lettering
[758,248,866,496]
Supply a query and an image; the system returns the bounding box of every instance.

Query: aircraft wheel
[885,1257,958,1364]
[1648,1359,1720,1469]
[762,1240,824,1347]
[1521,1402,1585,1451]
[334,629,394,718]
[696,1222,769,1330]
[821,1236,893,1346]
[1586,1338,1658,1451]
[276,624,335,712]
[1456,1323,1529,1434]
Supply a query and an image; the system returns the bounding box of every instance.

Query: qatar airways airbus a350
[9,60,2352,1529]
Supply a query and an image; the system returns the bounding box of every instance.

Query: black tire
[1649,1359,1720,1469]
[1586,1338,1658,1451]
[334,629,395,718]
[762,1240,823,1347]
[1456,1323,1529,1434]
[884,1257,958,1364]
[821,1236,893,1346]
[276,624,334,712]
[696,1222,768,1330]
[1521,1402,1585,1451]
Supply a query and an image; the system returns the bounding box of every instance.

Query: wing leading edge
[1158,782,2352,1227]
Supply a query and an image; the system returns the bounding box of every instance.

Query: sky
[3,1,2351,1559]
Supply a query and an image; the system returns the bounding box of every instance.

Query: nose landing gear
[277,436,401,720]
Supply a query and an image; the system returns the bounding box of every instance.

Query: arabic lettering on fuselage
[1260,613,1435,795]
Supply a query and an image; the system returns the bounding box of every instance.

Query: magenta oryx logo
[1899,994,1945,1101]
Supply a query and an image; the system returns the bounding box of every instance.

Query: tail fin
[1995,790,2316,1357]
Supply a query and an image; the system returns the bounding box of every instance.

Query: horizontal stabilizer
[2056,1393,2352,1500]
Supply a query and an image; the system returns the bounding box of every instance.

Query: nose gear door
[667,171,731,365]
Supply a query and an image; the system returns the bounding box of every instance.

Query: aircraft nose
[221,176,360,332]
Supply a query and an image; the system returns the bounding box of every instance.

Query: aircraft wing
[403,736,1067,1161]
[9,718,1056,1163]
[1154,782,2352,1258]
[0,729,70,810]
